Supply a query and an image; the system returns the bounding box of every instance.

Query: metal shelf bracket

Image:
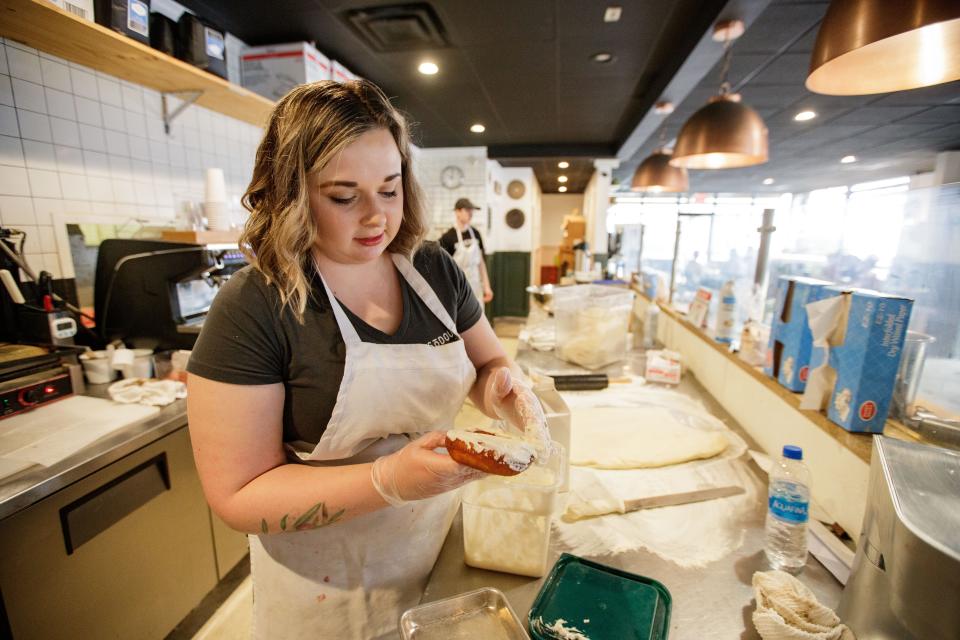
[161,90,203,135]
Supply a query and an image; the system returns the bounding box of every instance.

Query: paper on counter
[0,396,159,472]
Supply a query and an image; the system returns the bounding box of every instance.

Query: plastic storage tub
[529,553,672,640]
[553,284,635,369]
[461,443,566,578]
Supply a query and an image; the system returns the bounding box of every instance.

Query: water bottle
[715,280,736,344]
[764,445,811,573]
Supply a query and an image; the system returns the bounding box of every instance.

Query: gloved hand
[370,431,485,507]
[485,367,551,451]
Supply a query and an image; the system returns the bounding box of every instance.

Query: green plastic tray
[528,553,671,640]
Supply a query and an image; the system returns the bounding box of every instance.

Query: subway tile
[78,123,107,152]
[108,154,132,179]
[39,58,72,93]
[82,150,110,177]
[124,111,147,136]
[49,116,81,147]
[112,179,136,203]
[36,225,57,253]
[0,165,31,196]
[0,195,36,225]
[87,175,114,201]
[31,197,63,225]
[12,78,46,113]
[54,144,85,173]
[104,129,128,156]
[127,134,150,160]
[27,169,61,198]
[0,135,24,166]
[0,45,7,76]
[22,140,56,170]
[96,76,122,107]
[61,198,94,216]
[131,158,151,178]
[69,67,98,100]
[44,87,76,120]
[41,253,62,279]
[146,116,165,141]
[133,181,156,204]
[167,143,186,167]
[121,84,144,114]
[101,103,126,132]
[0,75,12,107]
[19,225,41,257]
[144,90,161,118]
[59,172,89,200]
[37,51,68,64]
[5,47,42,83]
[0,105,17,136]
[149,138,168,163]
[17,109,52,142]
[75,96,101,126]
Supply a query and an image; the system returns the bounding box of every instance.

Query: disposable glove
[485,367,551,451]
[370,431,485,507]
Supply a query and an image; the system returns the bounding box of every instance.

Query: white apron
[451,226,484,302]
[250,253,477,640]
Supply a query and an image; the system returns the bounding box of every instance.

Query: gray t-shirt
[187,243,483,444]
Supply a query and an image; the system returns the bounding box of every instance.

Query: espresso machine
[838,436,960,639]
[94,238,246,350]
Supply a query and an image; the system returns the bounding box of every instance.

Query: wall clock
[440,165,464,190]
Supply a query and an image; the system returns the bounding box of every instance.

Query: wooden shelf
[0,0,274,127]
[161,229,240,245]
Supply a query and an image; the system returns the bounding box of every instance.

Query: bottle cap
[783,445,803,460]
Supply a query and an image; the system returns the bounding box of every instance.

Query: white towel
[108,378,187,407]
[752,571,856,640]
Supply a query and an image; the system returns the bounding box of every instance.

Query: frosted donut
[445,429,537,476]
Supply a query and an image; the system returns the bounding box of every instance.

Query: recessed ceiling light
[763,178,774,185]
[558,161,569,169]
[558,175,568,183]
[470,123,485,133]
[794,110,817,121]
[591,52,615,64]
[841,155,857,163]
[418,61,439,75]
[654,101,674,115]
[559,186,568,192]
[603,6,622,23]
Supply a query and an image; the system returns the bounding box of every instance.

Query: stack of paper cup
[204,168,231,231]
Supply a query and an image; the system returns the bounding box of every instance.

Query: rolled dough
[570,406,728,469]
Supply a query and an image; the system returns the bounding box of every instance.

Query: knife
[622,484,745,512]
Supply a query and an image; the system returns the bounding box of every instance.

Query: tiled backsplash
[0,38,262,279]
[413,146,488,241]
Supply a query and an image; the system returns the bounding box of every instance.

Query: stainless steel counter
[421,344,843,639]
[0,385,188,520]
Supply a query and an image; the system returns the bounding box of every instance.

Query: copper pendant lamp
[807,0,960,95]
[670,20,769,170]
[631,148,689,192]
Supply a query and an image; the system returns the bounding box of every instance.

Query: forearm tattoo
[260,501,346,534]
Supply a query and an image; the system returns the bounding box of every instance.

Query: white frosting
[533,617,591,640]
[446,430,536,471]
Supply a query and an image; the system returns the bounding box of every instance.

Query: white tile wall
[413,146,488,242]
[0,39,262,279]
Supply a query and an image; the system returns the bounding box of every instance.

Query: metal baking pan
[399,587,530,639]
[529,553,672,639]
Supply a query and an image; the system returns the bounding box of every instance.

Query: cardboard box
[48,0,96,21]
[764,276,833,392]
[331,59,357,83]
[241,42,332,100]
[803,288,913,433]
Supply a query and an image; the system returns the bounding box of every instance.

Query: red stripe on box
[242,51,304,61]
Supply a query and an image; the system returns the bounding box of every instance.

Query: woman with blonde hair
[186,79,547,639]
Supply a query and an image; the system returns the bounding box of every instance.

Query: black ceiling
[181,0,960,196]
[613,0,960,194]
[178,0,728,193]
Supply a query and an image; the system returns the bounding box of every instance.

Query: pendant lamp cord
[718,37,734,95]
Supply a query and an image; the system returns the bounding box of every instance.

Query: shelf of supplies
[635,286,922,464]
[0,0,274,127]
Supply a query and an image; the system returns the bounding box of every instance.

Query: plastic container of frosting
[461,443,566,578]
[553,284,635,370]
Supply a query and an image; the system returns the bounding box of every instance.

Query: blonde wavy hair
[240,79,428,321]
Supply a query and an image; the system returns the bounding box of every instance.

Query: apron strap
[315,268,363,347]
[392,253,459,336]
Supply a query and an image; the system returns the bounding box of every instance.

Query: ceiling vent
[345,3,449,52]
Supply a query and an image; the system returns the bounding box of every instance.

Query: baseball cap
[454,198,480,210]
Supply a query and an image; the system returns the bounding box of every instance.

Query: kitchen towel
[752,570,855,640]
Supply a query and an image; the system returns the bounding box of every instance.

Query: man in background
[440,198,493,303]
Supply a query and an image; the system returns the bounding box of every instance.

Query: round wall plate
[507,180,526,199]
[505,208,525,229]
